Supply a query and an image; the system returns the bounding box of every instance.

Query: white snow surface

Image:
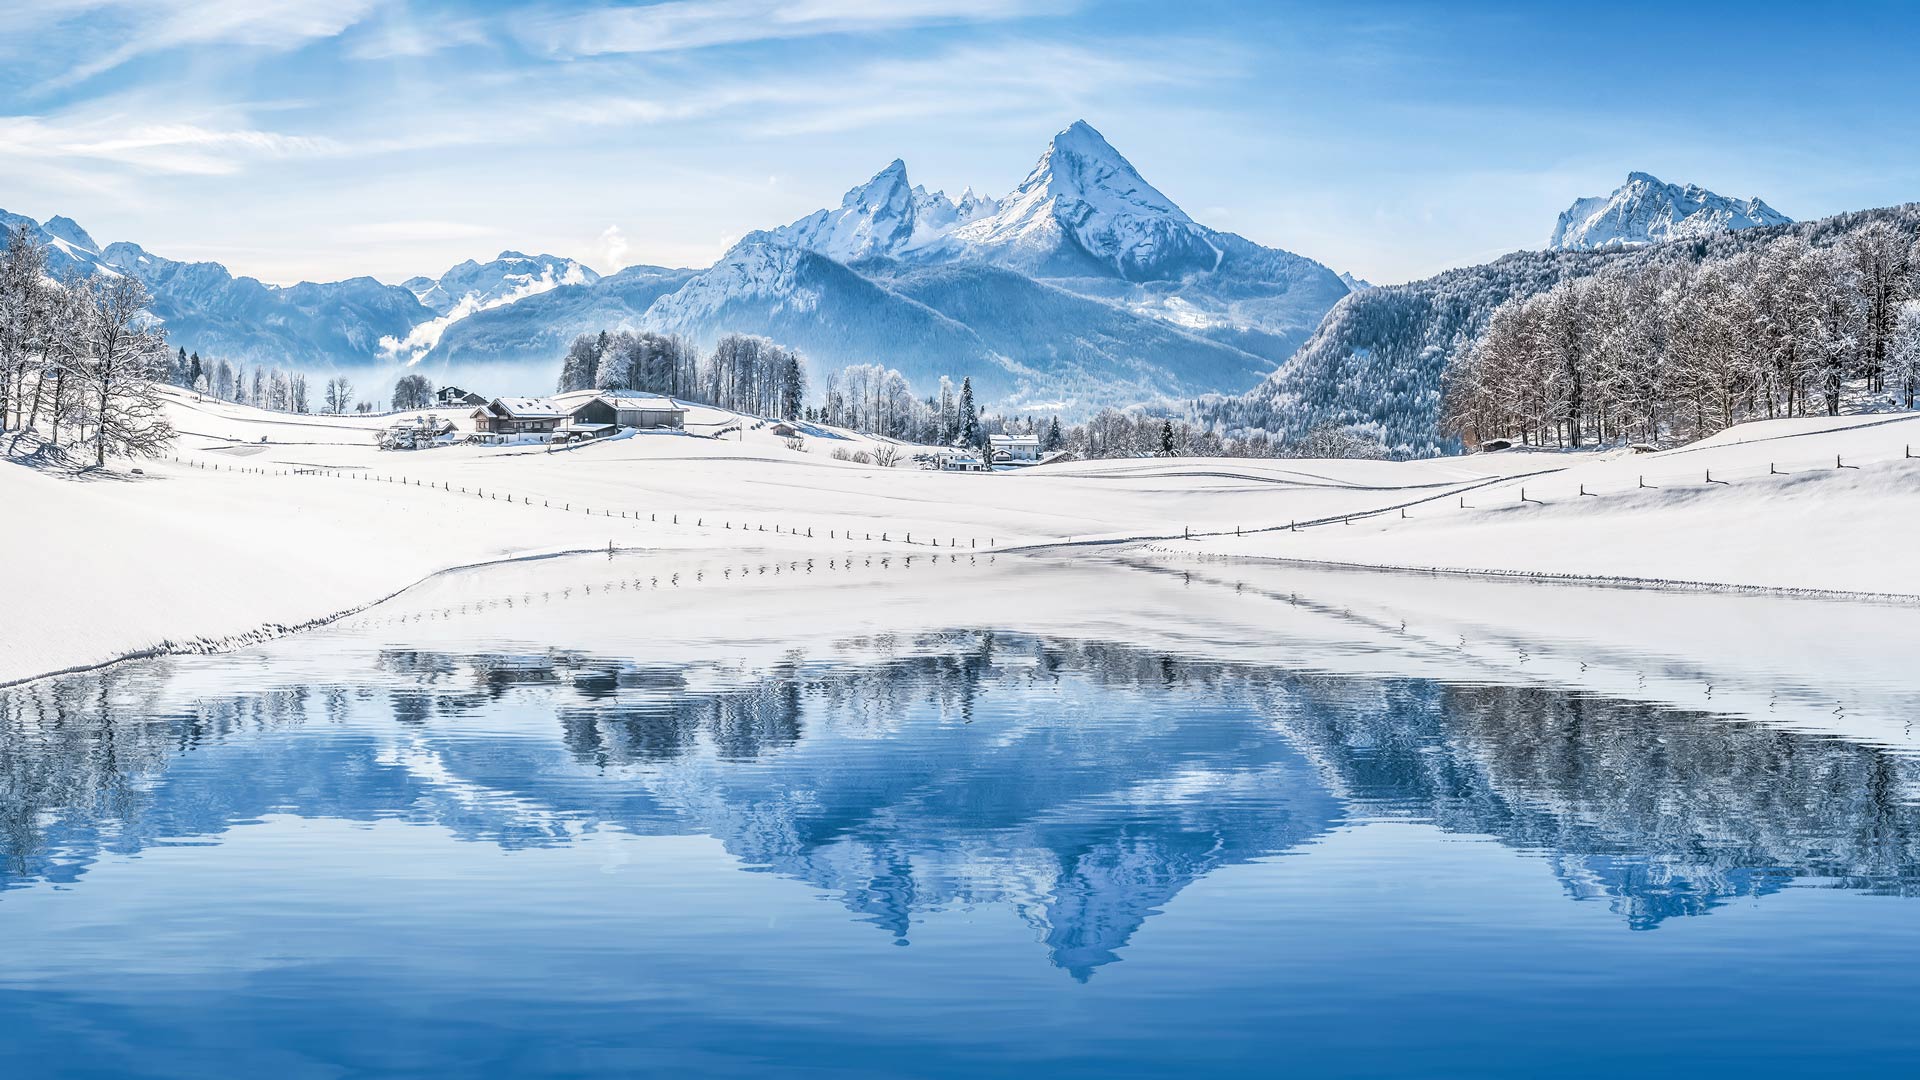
[1549,171,1791,250]
[4,390,1916,690]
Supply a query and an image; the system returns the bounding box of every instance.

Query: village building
[471,397,567,436]
[471,393,689,442]
[988,433,1043,464]
[436,385,487,408]
[571,391,688,431]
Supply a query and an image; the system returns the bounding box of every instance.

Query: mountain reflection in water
[3,632,1918,980]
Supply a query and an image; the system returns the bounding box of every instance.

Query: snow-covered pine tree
[957,376,980,450]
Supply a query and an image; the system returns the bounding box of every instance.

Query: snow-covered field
[1157,412,1920,597]
[3,387,1916,686]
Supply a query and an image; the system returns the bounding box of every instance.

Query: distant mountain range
[2,152,1805,420]
[1549,172,1791,251]
[1,122,1353,414]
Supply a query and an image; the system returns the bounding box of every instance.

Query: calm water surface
[3,591,1919,1077]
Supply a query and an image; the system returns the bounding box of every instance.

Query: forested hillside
[1204,204,1920,457]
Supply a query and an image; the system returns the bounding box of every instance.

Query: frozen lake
[3,555,1917,1077]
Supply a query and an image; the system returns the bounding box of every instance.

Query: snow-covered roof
[989,433,1040,445]
[595,393,684,412]
[492,397,562,418]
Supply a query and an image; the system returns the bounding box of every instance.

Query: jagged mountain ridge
[1,122,1353,414]
[1,207,430,367]
[1550,171,1791,251]
[604,120,1351,409]
[401,251,600,315]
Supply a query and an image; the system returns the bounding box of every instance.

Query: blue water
[2,628,1918,1078]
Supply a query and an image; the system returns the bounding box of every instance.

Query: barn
[552,390,687,430]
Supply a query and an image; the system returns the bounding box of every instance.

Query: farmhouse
[988,433,1042,464]
[471,397,566,435]
[472,393,689,441]
[437,385,486,407]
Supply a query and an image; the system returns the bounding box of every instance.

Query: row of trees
[1444,222,1920,448]
[1048,409,1381,460]
[557,330,807,418]
[0,225,175,465]
[168,349,320,414]
[554,326,1395,461]
[150,343,389,416]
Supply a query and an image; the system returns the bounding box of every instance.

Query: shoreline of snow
[1140,548,1920,607]
[0,544,684,691]
[5,388,1916,688]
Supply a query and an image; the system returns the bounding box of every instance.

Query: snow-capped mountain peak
[1549,172,1791,250]
[41,215,101,256]
[944,120,1219,280]
[1026,119,1190,222]
[755,159,933,262]
[403,251,598,315]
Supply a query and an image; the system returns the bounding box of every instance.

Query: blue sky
[3,0,1917,286]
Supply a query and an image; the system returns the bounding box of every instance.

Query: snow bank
[3,390,1915,686]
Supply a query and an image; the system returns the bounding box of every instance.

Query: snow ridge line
[1146,550,1920,606]
[0,545,661,691]
[1642,412,1920,459]
[996,468,1567,554]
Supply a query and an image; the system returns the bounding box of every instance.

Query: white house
[988,433,1042,464]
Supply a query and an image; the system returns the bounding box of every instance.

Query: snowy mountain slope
[661,121,1350,398]
[413,264,696,377]
[754,160,996,262]
[1549,172,1791,250]
[381,251,607,364]
[100,241,430,368]
[1207,202,1920,457]
[639,240,1024,398]
[872,262,1278,408]
[2,207,434,369]
[402,251,600,315]
[2,209,115,277]
[934,120,1210,280]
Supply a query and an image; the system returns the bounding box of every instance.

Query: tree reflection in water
[2,632,1917,977]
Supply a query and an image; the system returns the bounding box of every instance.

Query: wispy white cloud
[595,225,630,273]
[14,0,379,88]
[344,9,492,60]
[517,0,1075,57]
[0,110,341,175]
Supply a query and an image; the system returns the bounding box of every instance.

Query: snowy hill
[637,240,1021,397]
[1206,201,1920,457]
[410,264,697,385]
[1549,172,1791,250]
[401,251,600,315]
